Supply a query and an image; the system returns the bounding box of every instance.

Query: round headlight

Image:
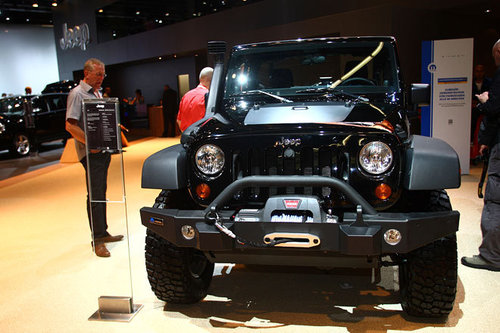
[359,141,393,175]
[195,144,225,175]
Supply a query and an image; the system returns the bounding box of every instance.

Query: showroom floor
[0,137,498,333]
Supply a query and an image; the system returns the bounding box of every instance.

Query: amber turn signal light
[196,183,211,199]
[375,183,392,200]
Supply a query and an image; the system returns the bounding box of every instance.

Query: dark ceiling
[0,0,62,25]
[0,0,499,38]
[95,0,264,41]
[0,0,263,26]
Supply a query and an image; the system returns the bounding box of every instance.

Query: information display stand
[82,98,143,322]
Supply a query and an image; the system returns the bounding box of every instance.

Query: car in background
[0,93,70,157]
[41,80,78,94]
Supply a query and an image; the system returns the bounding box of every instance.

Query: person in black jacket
[462,39,500,271]
[471,64,492,140]
[161,84,178,137]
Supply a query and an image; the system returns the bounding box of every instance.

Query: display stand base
[88,296,143,322]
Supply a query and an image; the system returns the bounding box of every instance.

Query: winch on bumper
[140,176,459,256]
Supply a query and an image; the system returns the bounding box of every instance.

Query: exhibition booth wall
[50,0,499,108]
[0,24,60,95]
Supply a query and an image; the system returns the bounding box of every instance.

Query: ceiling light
[136,11,140,15]
[485,9,491,14]
[52,1,57,7]
[32,3,39,8]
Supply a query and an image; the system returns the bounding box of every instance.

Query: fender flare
[403,135,461,190]
[141,144,187,189]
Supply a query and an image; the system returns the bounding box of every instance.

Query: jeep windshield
[223,38,400,122]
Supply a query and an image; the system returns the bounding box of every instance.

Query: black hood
[243,101,390,125]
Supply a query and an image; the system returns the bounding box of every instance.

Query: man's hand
[476,91,489,104]
[65,118,86,144]
[479,144,489,156]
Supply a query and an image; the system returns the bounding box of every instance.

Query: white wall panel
[0,24,59,96]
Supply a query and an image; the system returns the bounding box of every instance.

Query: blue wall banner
[421,38,473,174]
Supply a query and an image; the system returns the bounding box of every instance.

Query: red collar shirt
[177,84,209,131]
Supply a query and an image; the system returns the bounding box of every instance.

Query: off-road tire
[398,190,457,318]
[145,190,214,304]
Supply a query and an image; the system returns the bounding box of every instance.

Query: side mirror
[410,83,430,106]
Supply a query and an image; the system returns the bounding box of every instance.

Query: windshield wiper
[296,87,369,103]
[230,90,293,103]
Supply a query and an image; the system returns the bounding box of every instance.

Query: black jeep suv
[0,93,70,157]
[140,37,460,318]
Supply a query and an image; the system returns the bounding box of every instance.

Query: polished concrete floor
[0,137,498,333]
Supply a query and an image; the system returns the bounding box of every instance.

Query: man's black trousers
[480,143,500,266]
[80,152,111,239]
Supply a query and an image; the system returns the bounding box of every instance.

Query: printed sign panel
[421,38,473,174]
[83,98,121,151]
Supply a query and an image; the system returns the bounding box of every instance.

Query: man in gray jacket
[462,39,500,271]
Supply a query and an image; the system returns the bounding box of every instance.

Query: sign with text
[421,38,473,174]
[83,98,121,151]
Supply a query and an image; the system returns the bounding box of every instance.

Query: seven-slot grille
[231,144,348,203]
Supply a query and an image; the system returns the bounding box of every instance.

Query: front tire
[145,190,214,304]
[398,190,457,318]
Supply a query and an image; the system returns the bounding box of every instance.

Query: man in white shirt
[65,58,123,258]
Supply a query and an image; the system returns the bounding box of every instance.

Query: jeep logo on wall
[59,23,90,51]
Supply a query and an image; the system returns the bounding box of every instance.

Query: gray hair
[199,67,214,82]
[84,58,104,72]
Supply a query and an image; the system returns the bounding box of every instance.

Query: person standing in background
[161,84,178,137]
[103,86,112,98]
[462,39,500,271]
[65,58,123,258]
[176,67,213,132]
[471,64,492,139]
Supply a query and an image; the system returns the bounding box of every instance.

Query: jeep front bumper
[140,176,459,257]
